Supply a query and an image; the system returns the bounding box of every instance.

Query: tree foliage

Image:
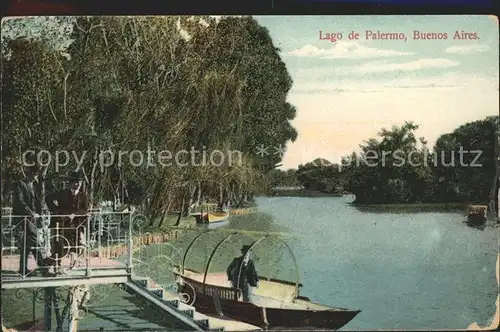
[1,16,297,221]
[273,118,497,206]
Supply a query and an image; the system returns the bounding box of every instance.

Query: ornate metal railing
[1,210,139,280]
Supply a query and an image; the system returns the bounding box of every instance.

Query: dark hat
[67,170,84,181]
[240,245,252,254]
[22,153,40,172]
[25,163,40,174]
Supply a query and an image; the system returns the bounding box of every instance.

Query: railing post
[127,212,133,274]
[43,288,52,331]
[86,213,92,277]
[98,213,102,258]
[21,217,27,279]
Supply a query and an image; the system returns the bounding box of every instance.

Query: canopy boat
[175,270,360,330]
[172,232,361,330]
[190,203,230,224]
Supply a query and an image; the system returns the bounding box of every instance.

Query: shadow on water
[118,295,193,330]
[78,286,193,331]
[85,308,131,329]
[465,221,487,231]
[464,219,500,231]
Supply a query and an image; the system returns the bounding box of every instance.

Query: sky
[2,16,497,170]
[254,15,499,169]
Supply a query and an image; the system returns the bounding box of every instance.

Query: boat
[190,203,230,224]
[198,219,230,230]
[206,211,230,223]
[467,204,487,226]
[174,269,360,330]
[172,233,361,330]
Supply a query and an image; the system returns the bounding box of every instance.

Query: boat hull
[207,212,229,223]
[176,274,360,330]
[467,205,487,226]
[190,212,209,223]
[467,214,486,225]
[191,212,229,224]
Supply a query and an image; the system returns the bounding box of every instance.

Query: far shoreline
[266,192,473,212]
[350,202,469,213]
[267,189,344,197]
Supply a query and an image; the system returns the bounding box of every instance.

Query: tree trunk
[89,152,99,208]
[230,183,237,204]
[219,184,223,204]
[497,181,500,222]
[39,167,48,211]
[158,198,173,228]
[175,194,186,227]
[489,174,497,217]
[196,181,202,206]
[187,183,197,214]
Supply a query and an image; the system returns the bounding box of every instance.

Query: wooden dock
[1,254,124,272]
[1,254,128,289]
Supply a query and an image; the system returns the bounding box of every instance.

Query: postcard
[1,15,498,331]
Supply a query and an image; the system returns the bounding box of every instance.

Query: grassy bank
[143,215,195,234]
[143,206,259,234]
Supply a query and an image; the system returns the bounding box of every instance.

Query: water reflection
[465,220,487,231]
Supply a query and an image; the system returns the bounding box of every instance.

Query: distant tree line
[268,116,499,207]
[1,16,298,224]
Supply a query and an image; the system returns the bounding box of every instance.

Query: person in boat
[221,200,230,213]
[218,201,225,212]
[46,170,88,274]
[227,245,259,302]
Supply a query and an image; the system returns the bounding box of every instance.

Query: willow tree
[2,16,298,219]
[2,39,78,205]
[186,16,298,203]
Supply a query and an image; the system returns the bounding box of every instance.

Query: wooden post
[69,287,79,332]
[32,289,36,326]
[66,285,88,332]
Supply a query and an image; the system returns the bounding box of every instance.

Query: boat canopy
[169,230,301,297]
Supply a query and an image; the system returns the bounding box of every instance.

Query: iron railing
[1,210,135,280]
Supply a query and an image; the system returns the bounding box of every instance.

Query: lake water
[223,196,498,330]
[4,196,496,330]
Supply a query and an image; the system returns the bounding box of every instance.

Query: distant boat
[467,204,487,225]
[190,203,230,224]
[206,211,230,223]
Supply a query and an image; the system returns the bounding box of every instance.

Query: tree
[295,159,345,194]
[2,16,298,221]
[345,122,432,204]
[432,116,498,204]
